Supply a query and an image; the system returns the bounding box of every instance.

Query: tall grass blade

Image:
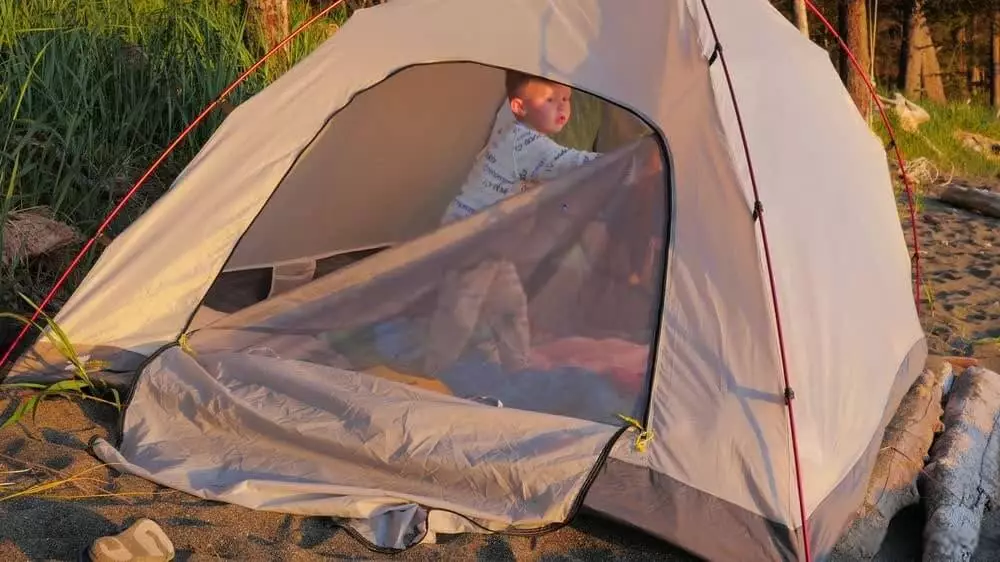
[3,37,54,153]
[0,400,30,430]
[14,292,87,377]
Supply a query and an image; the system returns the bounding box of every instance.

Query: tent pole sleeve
[697,2,812,560]
[0,0,351,378]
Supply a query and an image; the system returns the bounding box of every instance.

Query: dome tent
[4,0,925,560]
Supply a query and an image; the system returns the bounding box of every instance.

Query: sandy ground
[910,187,1000,363]
[1,181,999,561]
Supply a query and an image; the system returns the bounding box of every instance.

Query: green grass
[872,100,1000,182]
[0,0,347,318]
[0,291,119,428]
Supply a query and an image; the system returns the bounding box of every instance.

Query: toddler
[440,71,602,224]
[426,71,605,375]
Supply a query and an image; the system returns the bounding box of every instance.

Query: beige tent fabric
[226,63,505,271]
[690,0,926,519]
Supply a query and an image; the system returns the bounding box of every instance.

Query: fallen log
[938,184,1000,220]
[830,366,946,560]
[921,366,1000,561]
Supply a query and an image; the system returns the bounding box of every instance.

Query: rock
[881,93,931,133]
[2,206,80,266]
[954,131,1000,161]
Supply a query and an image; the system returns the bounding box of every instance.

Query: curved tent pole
[803,0,923,313]
[697,1,815,560]
[0,0,350,375]
[699,2,926,561]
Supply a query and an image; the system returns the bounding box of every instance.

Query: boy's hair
[505,70,557,99]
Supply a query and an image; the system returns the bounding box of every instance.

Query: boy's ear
[509,97,526,118]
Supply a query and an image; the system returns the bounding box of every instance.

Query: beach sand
[1,181,999,561]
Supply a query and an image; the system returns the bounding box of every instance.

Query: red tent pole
[803,0,924,314]
[0,0,349,375]
[695,1,815,557]
[700,3,925,561]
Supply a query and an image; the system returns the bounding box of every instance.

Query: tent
[5,0,926,560]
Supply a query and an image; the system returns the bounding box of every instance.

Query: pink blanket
[529,337,649,394]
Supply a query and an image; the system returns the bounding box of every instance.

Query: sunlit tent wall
[6,1,926,560]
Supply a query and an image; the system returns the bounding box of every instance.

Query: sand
[910,184,1000,365]
[1,180,1000,561]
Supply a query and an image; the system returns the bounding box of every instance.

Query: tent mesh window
[189,63,669,425]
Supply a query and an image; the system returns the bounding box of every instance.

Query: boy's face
[510,80,572,135]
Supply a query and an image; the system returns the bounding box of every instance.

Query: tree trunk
[903,0,946,104]
[957,23,970,100]
[968,14,977,98]
[992,9,1000,108]
[793,0,809,37]
[898,1,912,92]
[841,0,871,118]
[921,24,947,103]
[838,1,849,80]
[246,0,290,63]
[904,2,924,99]
[970,13,985,98]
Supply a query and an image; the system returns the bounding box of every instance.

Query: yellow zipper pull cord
[178,332,196,357]
[617,413,654,453]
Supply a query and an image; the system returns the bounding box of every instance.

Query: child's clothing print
[441,109,599,225]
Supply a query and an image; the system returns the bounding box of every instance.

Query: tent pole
[697,2,813,560]
[0,0,350,378]
[803,0,924,315]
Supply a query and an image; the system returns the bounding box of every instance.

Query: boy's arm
[514,126,600,182]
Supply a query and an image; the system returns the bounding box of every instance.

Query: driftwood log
[831,366,947,560]
[921,367,1000,561]
[938,185,1000,220]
